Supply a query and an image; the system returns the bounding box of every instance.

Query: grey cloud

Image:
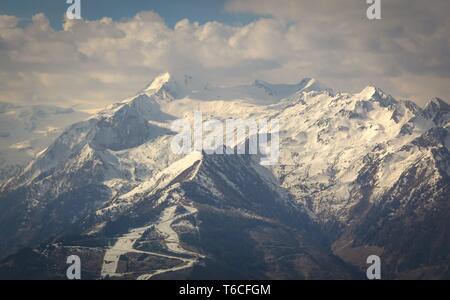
[0,1,449,109]
[226,0,450,103]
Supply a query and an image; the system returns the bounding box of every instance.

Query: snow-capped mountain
[0,103,89,183]
[0,73,448,279]
[140,72,329,103]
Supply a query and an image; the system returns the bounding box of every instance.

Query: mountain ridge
[0,73,448,279]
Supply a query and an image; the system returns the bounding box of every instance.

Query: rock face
[0,73,448,279]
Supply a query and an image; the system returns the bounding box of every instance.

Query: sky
[0,0,257,29]
[0,0,449,109]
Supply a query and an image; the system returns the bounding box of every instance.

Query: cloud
[226,0,450,103]
[0,12,298,108]
[0,1,449,109]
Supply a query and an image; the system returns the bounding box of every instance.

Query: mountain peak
[423,97,450,126]
[143,72,172,94]
[298,77,315,85]
[357,85,398,107]
[254,77,319,90]
[252,77,330,102]
[425,97,450,111]
[358,85,385,99]
[297,77,327,92]
[141,72,208,101]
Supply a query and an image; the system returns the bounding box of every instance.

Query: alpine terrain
[0,73,448,279]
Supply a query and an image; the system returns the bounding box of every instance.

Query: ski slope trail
[101,204,203,279]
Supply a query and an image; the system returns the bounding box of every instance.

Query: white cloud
[0,2,449,109]
[0,12,297,108]
[226,0,450,103]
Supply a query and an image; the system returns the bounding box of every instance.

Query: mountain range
[0,73,448,279]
